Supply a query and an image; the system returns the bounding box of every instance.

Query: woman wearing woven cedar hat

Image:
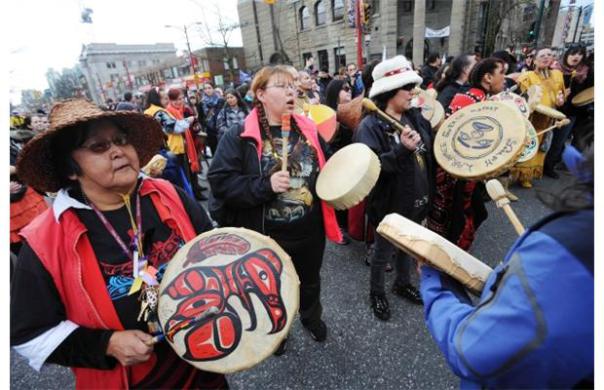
[208,65,342,354]
[354,55,435,321]
[10,99,227,389]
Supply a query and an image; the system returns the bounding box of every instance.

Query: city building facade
[131,47,247,92]
[237,0,560,71]
[79,43,178,104]
[551,3,593,51]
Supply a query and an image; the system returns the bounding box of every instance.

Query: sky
[7,0,594,104]
[7,0,243,104]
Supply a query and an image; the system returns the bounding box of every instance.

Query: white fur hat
[369,55,423,98]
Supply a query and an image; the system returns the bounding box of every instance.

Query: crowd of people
[9,42,594,389]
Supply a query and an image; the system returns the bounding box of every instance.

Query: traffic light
[363,2,370,25]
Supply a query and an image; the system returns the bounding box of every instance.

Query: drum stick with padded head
[535,118,571,137]
[281,113,291,172]
[486,179,525,236]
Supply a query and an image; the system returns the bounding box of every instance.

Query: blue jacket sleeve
[420,231,591,386]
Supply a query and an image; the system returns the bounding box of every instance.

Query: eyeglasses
[266,84,296,91]
[399,84,415,92]
[81,133,129,153]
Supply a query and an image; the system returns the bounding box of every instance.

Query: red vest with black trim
[241,108,343,243]
[20,178,197,390]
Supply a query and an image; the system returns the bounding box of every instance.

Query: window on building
[138,60,147,67]
[300,6,310,30]
[303,52,313,66]
[332,0,344,20]
[427,0,435,11]
[315,1,326,25]
[402,0,413,13]
[478,2,488,31]
[153,59,160,65]
[106,62,116,69]
[372,0,380,15]
[334,47,346,73]
[317,50,329,71]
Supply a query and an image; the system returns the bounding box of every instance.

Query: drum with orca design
[158,227,299,373]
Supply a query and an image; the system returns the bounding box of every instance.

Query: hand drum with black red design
[158,227,300,373]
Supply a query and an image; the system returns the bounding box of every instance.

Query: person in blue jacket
[419,144,594,389]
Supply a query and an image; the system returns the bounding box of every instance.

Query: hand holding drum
[377,213,493,294]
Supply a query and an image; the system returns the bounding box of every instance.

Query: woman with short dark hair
[355,55,435,321]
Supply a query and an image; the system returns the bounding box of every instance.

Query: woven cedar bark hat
[16,98,165,193]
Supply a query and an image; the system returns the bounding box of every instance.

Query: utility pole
[533,0,546,47]
[183,25,200,90]
[252,0,264,63]
[96,73,107,103]
[573,6,584,42]
[122,60,133,90]
[166,24,201,90]
[355,0,363,68]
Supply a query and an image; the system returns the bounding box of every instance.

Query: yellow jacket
[144,104,185,154]
[517,69,565,108]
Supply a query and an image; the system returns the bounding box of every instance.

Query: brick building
[132,47,247,91]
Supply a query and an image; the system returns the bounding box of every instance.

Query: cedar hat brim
[16,99,165,193]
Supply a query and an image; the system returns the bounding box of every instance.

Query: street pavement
[10,171,574,389]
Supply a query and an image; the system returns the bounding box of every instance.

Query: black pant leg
[277,230,326,327]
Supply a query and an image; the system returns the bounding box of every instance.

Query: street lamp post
[166,23,202,91]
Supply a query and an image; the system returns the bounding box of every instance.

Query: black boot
[303,319,327,342]
[544,168,560,179]
[273,337,288,356]
[392,283,423,305]
[370,293,391,321]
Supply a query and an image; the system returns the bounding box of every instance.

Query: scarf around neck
[553,61,589,84]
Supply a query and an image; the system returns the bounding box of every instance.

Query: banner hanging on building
[347,0,357,28]
[425,26,450,38]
